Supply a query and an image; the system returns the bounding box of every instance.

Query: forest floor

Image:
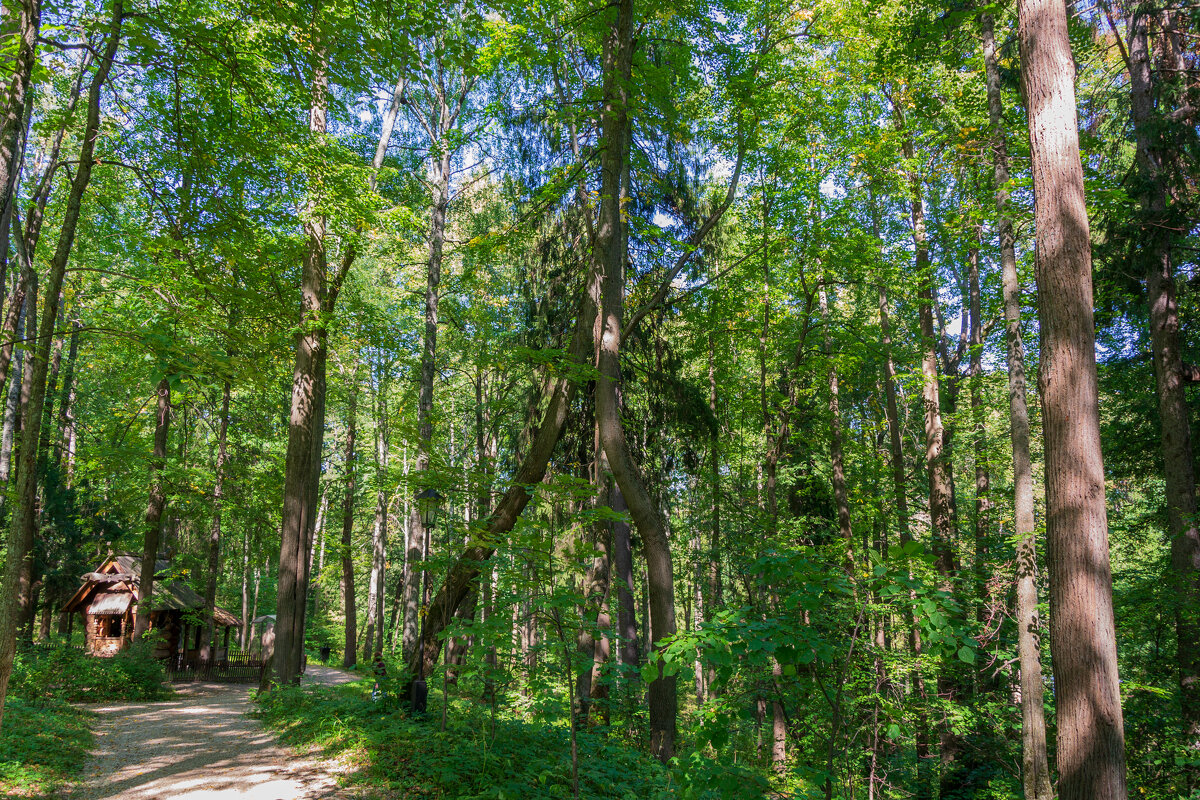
[66,664,362,800]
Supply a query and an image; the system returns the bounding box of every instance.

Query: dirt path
[68,664,360,800]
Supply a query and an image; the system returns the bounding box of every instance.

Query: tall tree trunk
[404,256,600,701]
[364,384,388,661]
[1124,4,1200,775]
[341,379,358,670]
[134,378,171,641]
[980,15,1053,798]
[900,131,956,579]
[403,124,451,668]
[967,231,992,629]
[240,525,251,649]
[201,379,230,661]
[274,37,329,687]
[52,319,80,472]
[1017,0,1128,796]
[577,437,613,724]
[610,482,640,668]
[878,282,909,542]
[707,323,722,610]
[14,271,35,642]
[820,278,852,553]
[905,133,953,798]
[0,292,25,495]
[592,0,676,761]
[0,2,124,728]
[0,0,39,279]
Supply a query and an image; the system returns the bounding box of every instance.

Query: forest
[0,0,1196,797]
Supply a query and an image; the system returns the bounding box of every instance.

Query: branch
[622,141,746,340]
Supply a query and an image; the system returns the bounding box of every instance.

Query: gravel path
[68,665,360,800]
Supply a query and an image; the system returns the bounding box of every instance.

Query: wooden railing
[164,649,265,683]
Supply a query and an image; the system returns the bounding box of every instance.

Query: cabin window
[100,615,123,637]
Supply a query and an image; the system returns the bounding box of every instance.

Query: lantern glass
[417,488,442,529]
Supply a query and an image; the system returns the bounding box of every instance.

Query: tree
[1018,0,1128,795]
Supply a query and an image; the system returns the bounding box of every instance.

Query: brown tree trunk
[707,324,722,611]
[0,292,25,494]
[1124,4,1200,775]
[577,437,613,724]
[901,132,956,578]
[0,0,39,277]
[980,13,1053,799]
[1018,0,1128,796]
[364,382,388,661]
[275,37,330,687]
[240,525,251,649]
[201,379,230,661]
[820,278,852,553]
[341,379,358,669]
[610,482,640,668]
[0,2,124,728]
[967,232,991,627]
[592,0,676,761]
[403,122,451,668]
[404,246,601,705]
[878,281,909,542]
[134,378,171,641]
[52,319,80,472]
[14,276,35,641]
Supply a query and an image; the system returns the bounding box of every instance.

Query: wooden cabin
[62,555,241,660]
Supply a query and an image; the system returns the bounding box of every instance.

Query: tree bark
[402,110,451,668]
[878,281,909,543]
[52,319,80,473]
[240,525,251,649]
[820,278,852,554]
[13,271,35,642]
[274,37,329,687]
[980,12,1054,799]
[134,378,171,641]
[363,381,388,661]
[592,0,676,761]
[201,379,230,661]
[0,2,124,729]
[1018,0,1128,795]
[341,378,358,669]
[0,290,25,495]
[403,258,600,700]
[0,0,39,279]
[1123,3,1200,774]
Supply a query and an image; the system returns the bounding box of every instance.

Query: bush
[11,642,170,703]
[0,696,93,798]
[254,681,674,799]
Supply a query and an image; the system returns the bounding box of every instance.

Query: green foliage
[0,697,93,799]
[254,681,673,799]
[10,643,170,704]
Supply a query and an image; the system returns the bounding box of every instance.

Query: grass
[253,677,678,799]
[0,697,93,799]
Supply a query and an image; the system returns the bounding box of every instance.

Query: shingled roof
[64,554,241,627]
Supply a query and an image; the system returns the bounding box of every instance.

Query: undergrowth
[253,678,730,799]
[0,696,93,799]
[10,642,170,703]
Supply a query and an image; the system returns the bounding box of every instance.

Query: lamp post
[410,487,442,713]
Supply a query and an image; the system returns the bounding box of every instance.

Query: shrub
[11,642,170,703]
[0,696,93,798]
[254,682,674,799]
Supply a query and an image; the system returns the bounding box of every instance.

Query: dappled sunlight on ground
[69,665,359,800]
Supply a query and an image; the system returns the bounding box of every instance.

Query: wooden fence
[164,650,266,683]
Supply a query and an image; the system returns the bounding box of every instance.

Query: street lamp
[411,487,442,713]
[417,487,442,530]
